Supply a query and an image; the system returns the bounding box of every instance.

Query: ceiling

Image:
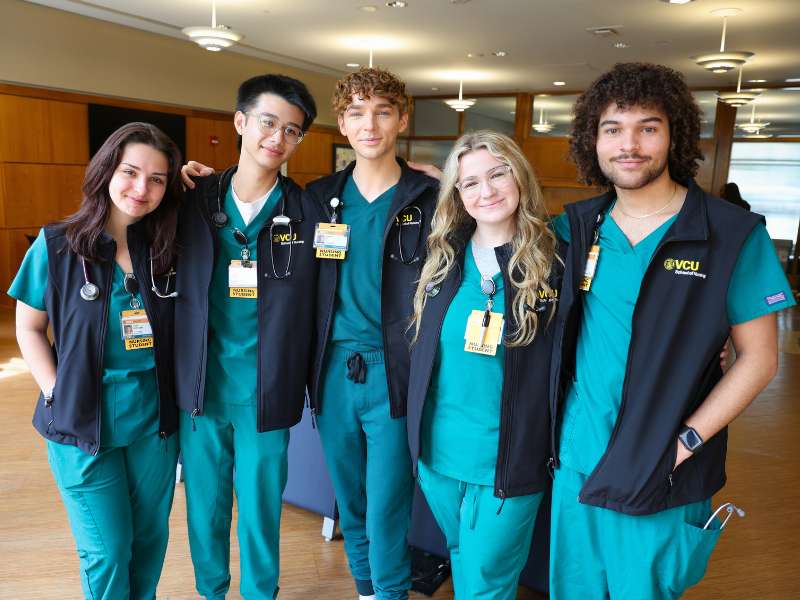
[28,0,800,94]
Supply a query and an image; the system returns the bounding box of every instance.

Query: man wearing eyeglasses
[174,74,319,599]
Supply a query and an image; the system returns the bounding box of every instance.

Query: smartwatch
[678,425,704,454]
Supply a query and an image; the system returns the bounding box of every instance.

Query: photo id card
[464,310,504,356]
[120,309,154,350]
[314,223,350,260]
[229,260,258,298]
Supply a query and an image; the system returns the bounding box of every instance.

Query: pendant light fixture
[444,80,476,112]
[718,65,762,107]
[183,0,243,52]
[738,104,770,134]
[531,106,554,133]
[694,9,753,73]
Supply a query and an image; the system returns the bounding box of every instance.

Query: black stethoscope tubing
[212,167,298,280]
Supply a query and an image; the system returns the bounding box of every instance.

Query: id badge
[120,309,154,350]
[229,260,258,298]
[314,223,350,259]
[464,310,504,356]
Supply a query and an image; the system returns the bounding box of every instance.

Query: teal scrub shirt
[8,229,159,447]
[552,211,796,474]
[329,176,397,351]
[204,182,281,407]
[420,242,505,486]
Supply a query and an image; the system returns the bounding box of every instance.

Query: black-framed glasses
[245,112,305,145]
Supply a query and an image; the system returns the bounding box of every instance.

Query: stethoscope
[326,197,423,265]
[80,256,177,301]
[212,168,299,279]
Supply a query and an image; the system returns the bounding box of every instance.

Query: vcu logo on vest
[664,258,706,279]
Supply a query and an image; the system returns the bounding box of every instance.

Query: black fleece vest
[407,231,563,498]
[550,180,763,515]
[36,224,177,455]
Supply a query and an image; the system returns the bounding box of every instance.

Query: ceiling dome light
[694,9,753,73]
[183,0,243,52]
[659,0,695,4]
[532,106,554,133]
[444,80,476,112]
[738,104,770,134]
[717,65,762,107]
[386,1,408,7]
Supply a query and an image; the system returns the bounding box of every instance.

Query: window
[463,97,516,136]
[729,142,800,244]
[530,94,579,137]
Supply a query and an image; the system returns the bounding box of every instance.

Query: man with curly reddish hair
[305,67,439,600]
[548,62,794,598]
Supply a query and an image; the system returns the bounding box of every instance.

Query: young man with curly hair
[305,67,439,600]
[548,62,794,598]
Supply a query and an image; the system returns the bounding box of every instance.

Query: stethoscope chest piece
[480,278,496,297]
[211,211,229,228]
[80,282,100,301]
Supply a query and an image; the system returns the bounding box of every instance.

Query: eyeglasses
[246,112,305,145]
[455,165,515,199]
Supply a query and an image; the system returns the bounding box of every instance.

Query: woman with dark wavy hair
[9,122,183,598]
[548,63,794,598]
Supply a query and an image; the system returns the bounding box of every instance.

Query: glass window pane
[729,142,800,243]
[413,99,459,136]
[409,140,454,169]
[463,97,516,136]
[693,91,717,139]
[530,94,579,137]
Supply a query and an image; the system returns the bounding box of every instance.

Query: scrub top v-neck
[205,182,282,407]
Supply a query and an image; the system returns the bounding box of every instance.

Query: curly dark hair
[569,63,703,187]
[332,67,410,115]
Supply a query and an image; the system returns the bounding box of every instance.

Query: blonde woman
[406,130,562,599]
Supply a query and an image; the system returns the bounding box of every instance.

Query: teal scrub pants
[417,460,542,600]
[550,466,722,600]
[46,432,178,600]
[179,402,289,600]
[316,345,414,600]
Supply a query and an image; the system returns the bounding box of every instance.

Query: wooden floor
[0,305,798,599]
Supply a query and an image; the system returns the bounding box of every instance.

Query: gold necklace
[616,184,677,220]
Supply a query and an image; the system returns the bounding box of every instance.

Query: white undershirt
[231,177,279,227]
[471,238,501,279]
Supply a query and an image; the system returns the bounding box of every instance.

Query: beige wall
[0,0,339,125]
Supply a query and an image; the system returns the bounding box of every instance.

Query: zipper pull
[496,490,507,515]
[547,457,555,480]
[191,408,199,432]
[310,407,317,430]
[668,473,673,488]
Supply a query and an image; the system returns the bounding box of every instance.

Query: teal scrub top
[552,211,796,475]
[420,242,505,486]
[8,229,159,447]
[329,176,397,351]
[204,182,282,407]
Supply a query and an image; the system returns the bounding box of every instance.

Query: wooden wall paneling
[0,95,53,163]
[695,138,716,193]
[514,93,532,144]
[0,227,40,308]
[185,116,238,171]
[522,137,580,184]
[1,164,85,228]
[711,100,737,197]
[47,101,89,164]
[287,129,334,175]
[543,186,602,216]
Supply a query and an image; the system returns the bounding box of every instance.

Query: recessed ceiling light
[346,63,360,68]
[359,4,378,11]
[386,1,407,7]
[553,81,566,86]
[747,79,767,83]
[493,50,508,57]
[614,42,630,48]
[466,53,474,58]
[659,0,695,4]
[431,86,440,91]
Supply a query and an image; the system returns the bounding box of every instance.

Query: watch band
[678,425,704,453]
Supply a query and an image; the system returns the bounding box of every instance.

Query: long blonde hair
[411,130,559,347]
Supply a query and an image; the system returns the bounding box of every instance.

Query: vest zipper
[93,257,114,456]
